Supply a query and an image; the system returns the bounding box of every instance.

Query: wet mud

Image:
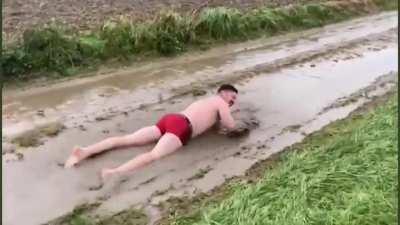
[2,12,398,225]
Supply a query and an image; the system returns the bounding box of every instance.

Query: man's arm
[218,104,254,138]
[218,102,235,130]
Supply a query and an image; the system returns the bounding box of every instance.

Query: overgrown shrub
[100,20,136,58]
[2,27,83,78]
[78,35,106,59]
[153,11,192,55]
[247,8,288,33]
[195,7,245,40]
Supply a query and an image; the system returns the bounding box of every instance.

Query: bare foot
[101,168,116,181]
[64,147,84,168]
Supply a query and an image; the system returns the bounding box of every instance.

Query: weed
[195,7,245,40]
[100,19,136,58]
[153,11,191,55]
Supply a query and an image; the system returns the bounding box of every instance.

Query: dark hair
[217,84,238,93]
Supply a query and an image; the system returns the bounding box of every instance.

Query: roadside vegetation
[1,0,397,82]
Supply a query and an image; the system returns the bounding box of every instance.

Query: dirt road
[2,11,398,225]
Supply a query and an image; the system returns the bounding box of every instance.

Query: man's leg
[65,126,162,168]
[101,133,183,180]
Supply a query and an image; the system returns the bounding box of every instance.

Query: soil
[3,0,328,43]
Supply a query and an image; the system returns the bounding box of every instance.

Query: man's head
[217,84,238,107]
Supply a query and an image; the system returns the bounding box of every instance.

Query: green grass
[48,203,98,225]
[1,0,398,82]
[169,94,398,225]
[195,7,245,40]
[47,203,147,225]
[374,0,399,9]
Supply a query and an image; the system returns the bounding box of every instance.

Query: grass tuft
[194,7,245,40]
[100,18,136,58]
[152,11,192,55]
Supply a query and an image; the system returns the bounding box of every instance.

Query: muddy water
[2,12,398,225]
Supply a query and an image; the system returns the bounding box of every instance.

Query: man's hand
[218,127,229,135]
[224,116,259,138]
[226,120,250,138]
[227,127,250,138]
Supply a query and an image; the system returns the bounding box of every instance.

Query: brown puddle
[2,12,398,225]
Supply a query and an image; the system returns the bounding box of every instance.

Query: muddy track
[2,12,398,225]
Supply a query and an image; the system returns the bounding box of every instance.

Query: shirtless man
[65,84,238,181]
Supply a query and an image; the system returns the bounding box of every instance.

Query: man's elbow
[225,121,235,130]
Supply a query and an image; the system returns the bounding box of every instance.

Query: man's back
[181,95,234,137]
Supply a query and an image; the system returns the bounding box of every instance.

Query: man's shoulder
[206,95,224,105]
[193,96,221,108]
[196,95,216,102]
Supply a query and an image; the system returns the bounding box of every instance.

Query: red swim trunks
[156,114,193,145]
